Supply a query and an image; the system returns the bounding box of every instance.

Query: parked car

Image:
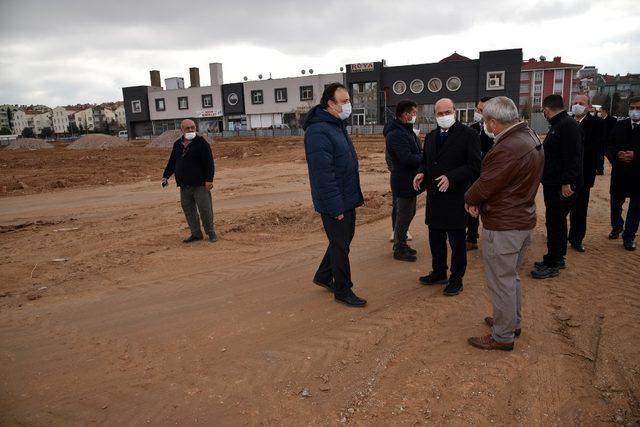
[118,130,128,139]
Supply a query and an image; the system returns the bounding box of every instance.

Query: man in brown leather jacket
[463,97,544,351]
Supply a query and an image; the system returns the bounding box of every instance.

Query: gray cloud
[0,0,638,105]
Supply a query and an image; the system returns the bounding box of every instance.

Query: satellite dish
[309,69,314,74]
[243,76,248,81]
[340,67,344,72]
[258,74,263,80]
[301,69,306,74]
[540,55,546,61]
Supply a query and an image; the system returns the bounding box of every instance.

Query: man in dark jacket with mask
[303,83,366,307]
[385,99,423,262]
[531,94,583,279]
[413,98,481,296]
[162,119,217,243]
[606,96,640,251]
[568,94,605,252]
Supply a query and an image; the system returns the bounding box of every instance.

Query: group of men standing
[156,85,639,351]
[302,83,640,351]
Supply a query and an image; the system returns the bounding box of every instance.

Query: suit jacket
[606,119,640,197]
[419,121,481,229]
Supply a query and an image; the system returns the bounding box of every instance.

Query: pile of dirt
[66,134,131,150]
[4,138,54,150]
[146,130,182,148]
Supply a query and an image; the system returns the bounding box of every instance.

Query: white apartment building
[243,72,344,129]
[32,111,52,135]
[11,110,34,135]
[114,104,126,127]
[74,107,95,131]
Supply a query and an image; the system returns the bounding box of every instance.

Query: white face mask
[335,102,352,120]
[483,122,496,139]
[629,110,640,121]
[407,115,417,124]
[474,111,483,123]
[571,104,587,117]
[436,114,456,129]
[184,132,196,140]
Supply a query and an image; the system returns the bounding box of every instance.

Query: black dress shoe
[419,271,449,285]
[208,233,218,242]
[570,241,585,252]
[624,240,637,251]
[443,280,463,296]
[393,246,417,262]
[531,265,560,279]
[406,245,417,255]
[534,259,566,270]
[609,227,623,240]
[312,278,334,291]
[183,235,203,243]
[335,291,367,307]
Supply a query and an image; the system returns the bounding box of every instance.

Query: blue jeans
[611,194,640,242]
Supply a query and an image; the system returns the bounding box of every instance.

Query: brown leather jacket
[465,122,544,231]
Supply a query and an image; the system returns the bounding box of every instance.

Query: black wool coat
[419,121,481,230]
[606,119,640,197]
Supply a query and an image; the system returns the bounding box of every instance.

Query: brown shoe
[466,241,478,251]
[484,316,521,337]
[468,334,514,351]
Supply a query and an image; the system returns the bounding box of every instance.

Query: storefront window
[351,82,378,124]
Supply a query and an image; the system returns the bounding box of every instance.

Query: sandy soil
[0,136,638,425]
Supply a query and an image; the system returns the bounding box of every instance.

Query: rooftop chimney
[209,63,223,86]
[553,56,561,63]
[150,70,161,87]
[189,67,200,88]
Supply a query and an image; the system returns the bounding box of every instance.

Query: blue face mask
[630,109,640,121]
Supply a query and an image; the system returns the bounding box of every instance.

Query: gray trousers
[481,229,532,343]
[180,186,215,238]
[393,196,417,249]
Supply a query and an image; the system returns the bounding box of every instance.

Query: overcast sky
[1,0,639,106]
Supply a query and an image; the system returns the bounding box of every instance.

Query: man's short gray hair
[482,96,520,124]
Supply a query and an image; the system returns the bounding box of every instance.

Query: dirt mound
[146,130,182,148]
[66,134,131,150]
[5,138,54,150]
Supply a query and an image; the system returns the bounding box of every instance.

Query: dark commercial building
[121,85,155,138]
[221,82,246,131]
[345,49,523,126]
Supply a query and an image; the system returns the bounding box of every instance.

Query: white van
[118,130,128,139]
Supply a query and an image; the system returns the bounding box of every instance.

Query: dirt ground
[0,136,638,426]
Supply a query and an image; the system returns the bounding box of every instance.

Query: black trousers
[428,227,467,282]
[543,185,575,266]
[466,214,480,243]
[394,196,417,248]
[568,186,591,245]
[314,209,356,297]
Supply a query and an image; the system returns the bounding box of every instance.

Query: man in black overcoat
[413,98,481,296]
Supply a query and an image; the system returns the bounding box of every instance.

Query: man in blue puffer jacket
[303,82,366,307]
